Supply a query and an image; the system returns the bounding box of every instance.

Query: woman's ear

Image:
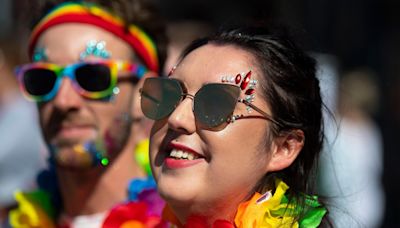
[266,129,305,172]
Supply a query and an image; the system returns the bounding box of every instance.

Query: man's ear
[266,129,305,172]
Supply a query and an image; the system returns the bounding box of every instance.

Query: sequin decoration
[168,65,177,76]
[240,71,251,90]
[32,47,48,62]
[221,70,258,113]
[79,40,111,60]
[235,73,242,84]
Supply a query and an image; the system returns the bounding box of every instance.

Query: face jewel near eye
[240,71,251,90]
[80,40,111,60]
[32,46,48,62]
[220,71,259,114]
[235,73,241,84]
[245,88,255,95]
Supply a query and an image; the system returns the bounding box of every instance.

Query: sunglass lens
[141,78,182,120]
[75,63,112,92]
[23,68,57,96]
[194,84,240,128]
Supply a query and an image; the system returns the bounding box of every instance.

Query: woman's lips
[164,157,205,169]
[163,142,206,169]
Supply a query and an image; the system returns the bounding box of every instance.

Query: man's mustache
[43,110,97,139]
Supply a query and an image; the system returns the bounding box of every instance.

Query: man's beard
[49,113,133,170]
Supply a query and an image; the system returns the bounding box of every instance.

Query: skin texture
[36,23,151,215]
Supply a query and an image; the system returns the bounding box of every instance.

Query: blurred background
[1,0,399,227]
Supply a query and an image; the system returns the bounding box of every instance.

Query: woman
[141,26,328,227]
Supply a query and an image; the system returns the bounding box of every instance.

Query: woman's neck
[170,193,249,226]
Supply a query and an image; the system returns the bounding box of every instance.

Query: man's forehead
[36,23,134,63]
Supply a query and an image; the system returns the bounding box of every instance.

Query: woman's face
[149,44,278,221]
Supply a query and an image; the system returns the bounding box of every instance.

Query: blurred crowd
[0,37,46,220]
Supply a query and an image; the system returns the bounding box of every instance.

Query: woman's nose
[167,96,196,134]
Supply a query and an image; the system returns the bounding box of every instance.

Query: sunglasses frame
[140,77,282,129]
[15,60,148,102]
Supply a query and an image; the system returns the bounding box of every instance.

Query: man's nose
[52,78,84,111]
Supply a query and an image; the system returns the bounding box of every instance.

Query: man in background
[7,0,168,227]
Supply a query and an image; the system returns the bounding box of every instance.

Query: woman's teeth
[169,149,199,160]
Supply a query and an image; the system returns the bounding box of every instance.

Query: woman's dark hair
[180,26,326,223]
[28,0,168,75]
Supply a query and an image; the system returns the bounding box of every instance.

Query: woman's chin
[159,186,196,205]
[155,171,203,199]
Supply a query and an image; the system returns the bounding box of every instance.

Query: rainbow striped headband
[28,2,159,72]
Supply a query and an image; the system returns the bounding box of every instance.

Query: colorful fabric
[163,179,327,228]
[102,180,167,228]
[9,191,56,228]
[9,138,163,228]
[9,177,164,228]
[28,1,159,72]
[134,139,152,176]
[235,180,327,227]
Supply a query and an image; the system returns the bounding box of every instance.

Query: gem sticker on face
[168,65,177,76]
[32,46,48,62]
[79,39,112,60]
[221,71,258,113]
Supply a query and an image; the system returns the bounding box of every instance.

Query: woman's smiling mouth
[169,149,199,160]
[163,142,206,169]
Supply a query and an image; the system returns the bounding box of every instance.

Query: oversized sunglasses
[140,77,282,129]
[15,60,148,102]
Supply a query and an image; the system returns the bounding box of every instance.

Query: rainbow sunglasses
[15,60,147,102]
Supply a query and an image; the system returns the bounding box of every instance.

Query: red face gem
[168,66,176,76]
[245,88,255,95]
[240,71,252,90]
[235,73,242,84]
